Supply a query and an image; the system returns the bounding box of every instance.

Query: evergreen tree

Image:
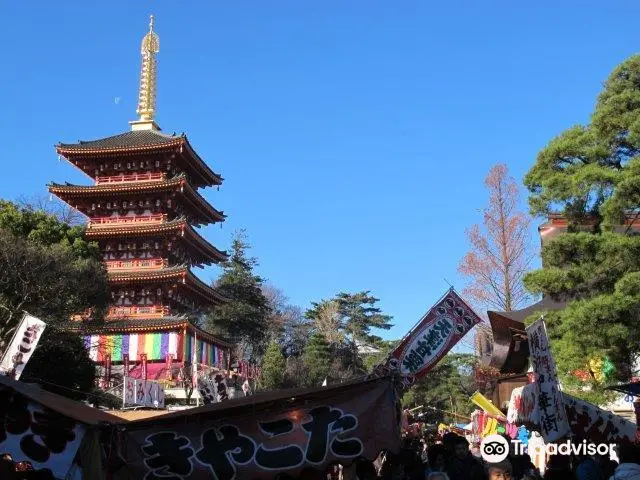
[260,341,286,391]
[302,333,331,388]
[205,230,271,359]
[523,55,640,401]
[306,291,393,345]
[0,200,109,400]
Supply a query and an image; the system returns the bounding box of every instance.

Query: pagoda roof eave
[85,218,228,264]
[108,266,228,306]
[48,175,226,225]
[59,317,232,348]
[55,131,222,186]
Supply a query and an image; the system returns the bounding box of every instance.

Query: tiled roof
[57,130,183,153]
[60,316,190,333]
[107,265,228,305]
[48,175,226,225]
[85,218,228,264]
[59,317,232,347]
[55,130,223,187]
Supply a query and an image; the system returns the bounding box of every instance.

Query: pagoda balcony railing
[107,305,170,318]
[89,214,167,227]
[95,172,165,184]
[105,258,167,271]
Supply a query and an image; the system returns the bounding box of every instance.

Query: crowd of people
[354,432,640,480]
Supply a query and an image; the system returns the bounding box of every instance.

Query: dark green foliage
[302,333,331,388]
[305,291,392,377]
[0,200,108,400]
[204,231,271,359]
[260,341,286,391]
[402,354,476,424]
[21,329,96,400]
[306,291,393,345]
[523,55,640,402]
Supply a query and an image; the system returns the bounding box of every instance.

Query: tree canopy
[260,341,286,391]
[0,200,109,400]
[523,55,640,401]
[204,230,272,361]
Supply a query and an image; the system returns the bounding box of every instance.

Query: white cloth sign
[526,319,570,442]
[0,394,85,479]
[123,377,165,408]
[0,314,47,380]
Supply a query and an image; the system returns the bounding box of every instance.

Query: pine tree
[204,230,271,359]
[302,333,331,388]
[261,341,286,391]
[523,55,640,402]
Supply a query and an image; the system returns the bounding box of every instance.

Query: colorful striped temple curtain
[85,332,178,362]
[84,331,227,366]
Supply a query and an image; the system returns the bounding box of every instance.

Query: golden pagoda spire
[131,15,160,131]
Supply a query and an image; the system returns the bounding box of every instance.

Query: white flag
[322,378,327,387]
[0,313,47,380]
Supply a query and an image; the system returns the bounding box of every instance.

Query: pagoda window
[157,288,162,296]
[126,162,131,169]
[124,298,131,306]
[106,202,111,209]
[117,243,123,250]
[91,203,96,210]
[99,164,104,171]
[154,242,160,250]
[138,200,144,207]
[155,160,160,168]
[167,199,172,207]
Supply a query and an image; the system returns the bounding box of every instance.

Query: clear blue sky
[1,2,638,344]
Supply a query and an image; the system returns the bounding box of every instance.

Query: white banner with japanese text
[526,318,570,442]
[0,386,86,479]
[0,313,47,380]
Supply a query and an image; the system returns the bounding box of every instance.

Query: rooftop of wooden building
[59,316,231,348]
[56,130,223,188]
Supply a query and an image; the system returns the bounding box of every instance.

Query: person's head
[427,473,450,480]
[486,460,513,480]
[427,444,447,470]
[619,441,640,465]
[442,432,459,453]
[453,436,470,460]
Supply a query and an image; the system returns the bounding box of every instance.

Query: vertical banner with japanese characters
[386,289,481,383]
[121,377,401,479]
[123,377,165,408]
[526,318,570,442]
[0,313,47,380]
[0,387,86,478]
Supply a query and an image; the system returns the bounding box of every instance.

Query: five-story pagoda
[49,17,231,386]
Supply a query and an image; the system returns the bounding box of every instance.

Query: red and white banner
[526,319,570,442]
[387,289,480,382]
[0,313,47,380]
